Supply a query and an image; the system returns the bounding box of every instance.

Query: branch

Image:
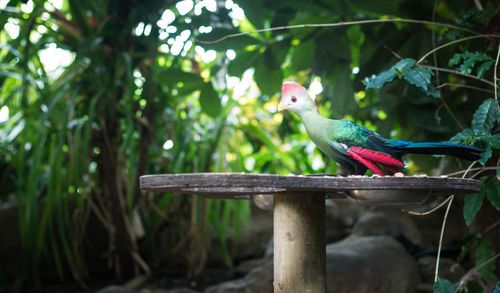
[435,83,494,94]
[197,18,481,45]
[420,65,496,87]
[416,34,500,65]
[494,44,500,112]
[434,194,454,283]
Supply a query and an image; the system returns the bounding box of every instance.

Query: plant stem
[416,34,498,65]
[420,65,496,87]
[494,44,500,112]
[434,194,454,283]
[197,18,482,45]
[435,83,494,94]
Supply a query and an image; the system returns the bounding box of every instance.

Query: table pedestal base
[274,193,326,293]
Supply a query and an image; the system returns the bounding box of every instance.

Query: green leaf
[488,133,500,148]
[475,237,495,283]
[448,128,474,144]
[363,68,398,89]
[402,66,434,92]
[433,278,456,293]
[476,61,493,78]
[227,49,261,77]
[291,40,316,72]
[449,51,494,76]
[485,178,500,211]
[363,58,416,89]
[472,99,498,135]
[463,192,485,225]
[478,145,492,165]
[200,82,221,117]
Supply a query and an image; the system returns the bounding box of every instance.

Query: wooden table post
[274,193,326,293]
[140,173,480,293]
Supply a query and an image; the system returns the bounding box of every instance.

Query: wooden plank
[274,193,326,293]
[140,173,480,200]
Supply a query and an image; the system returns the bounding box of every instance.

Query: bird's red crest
[281,81,319,112]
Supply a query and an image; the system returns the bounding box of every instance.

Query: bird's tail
[395,141,482,161]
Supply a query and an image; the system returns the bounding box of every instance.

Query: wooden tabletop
[140,173,480,203]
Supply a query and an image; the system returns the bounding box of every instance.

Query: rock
[203,261,273,293]
[352,208,423,249]
[234,205,273,261]
[205,235,419,293]
[418,256,465,284]
[235,258,267,275]
[151,288,199,293]
[410,201,466,249]
[326,235,420,293]
[95,285,138,293]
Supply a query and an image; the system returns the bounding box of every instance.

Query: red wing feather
[347,149,384,176]
[350,146,404,167]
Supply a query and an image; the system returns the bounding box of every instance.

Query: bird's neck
[297,109,330,135]
[298,109,324,123]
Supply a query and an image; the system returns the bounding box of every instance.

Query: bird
[277,81,482,176]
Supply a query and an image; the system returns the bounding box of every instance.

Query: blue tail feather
[390,140,482,161]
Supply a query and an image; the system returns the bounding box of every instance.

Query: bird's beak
[277,102,286,112]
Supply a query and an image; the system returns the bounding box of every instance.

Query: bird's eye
[291,96,297,103]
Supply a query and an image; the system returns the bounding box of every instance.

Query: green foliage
[433,278,456,293]
[2,0,499,289]
[449,99,499,165]
[363,58,438,97]
[449,51,494,78]
[474,237,495,283]
[463,192,484,225]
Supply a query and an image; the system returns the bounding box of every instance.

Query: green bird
[278,81,482,176]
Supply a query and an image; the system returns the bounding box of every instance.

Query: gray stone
[235,258,267,275]
[418,256,465,284]
[204,235,419,293]
[203,261,273,293]
[152,288,199,293]
[352,209,423,247]
[95,285,138,293]
[326,235,420,293]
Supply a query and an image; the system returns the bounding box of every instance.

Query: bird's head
[278,81,319,115]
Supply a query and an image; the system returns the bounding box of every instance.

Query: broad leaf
[488,133,500,148]
[449,51,494,77]
[433,278,456,293]
[200,82,221,117]
[477,61,494,78]
[485,178,500,211]
[472,98,498,134]
[478,144,492,165]
[463,192,485,225]
[449,128,474,144]
[364,58,416,89]
[402,66,433,92]
[475,237,495,283]
[227,49,261,77]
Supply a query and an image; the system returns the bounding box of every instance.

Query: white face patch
[281,82,319,114]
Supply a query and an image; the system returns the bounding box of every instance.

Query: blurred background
[0,0,499,292]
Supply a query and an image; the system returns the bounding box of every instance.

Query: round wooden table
[140,173,480,293]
